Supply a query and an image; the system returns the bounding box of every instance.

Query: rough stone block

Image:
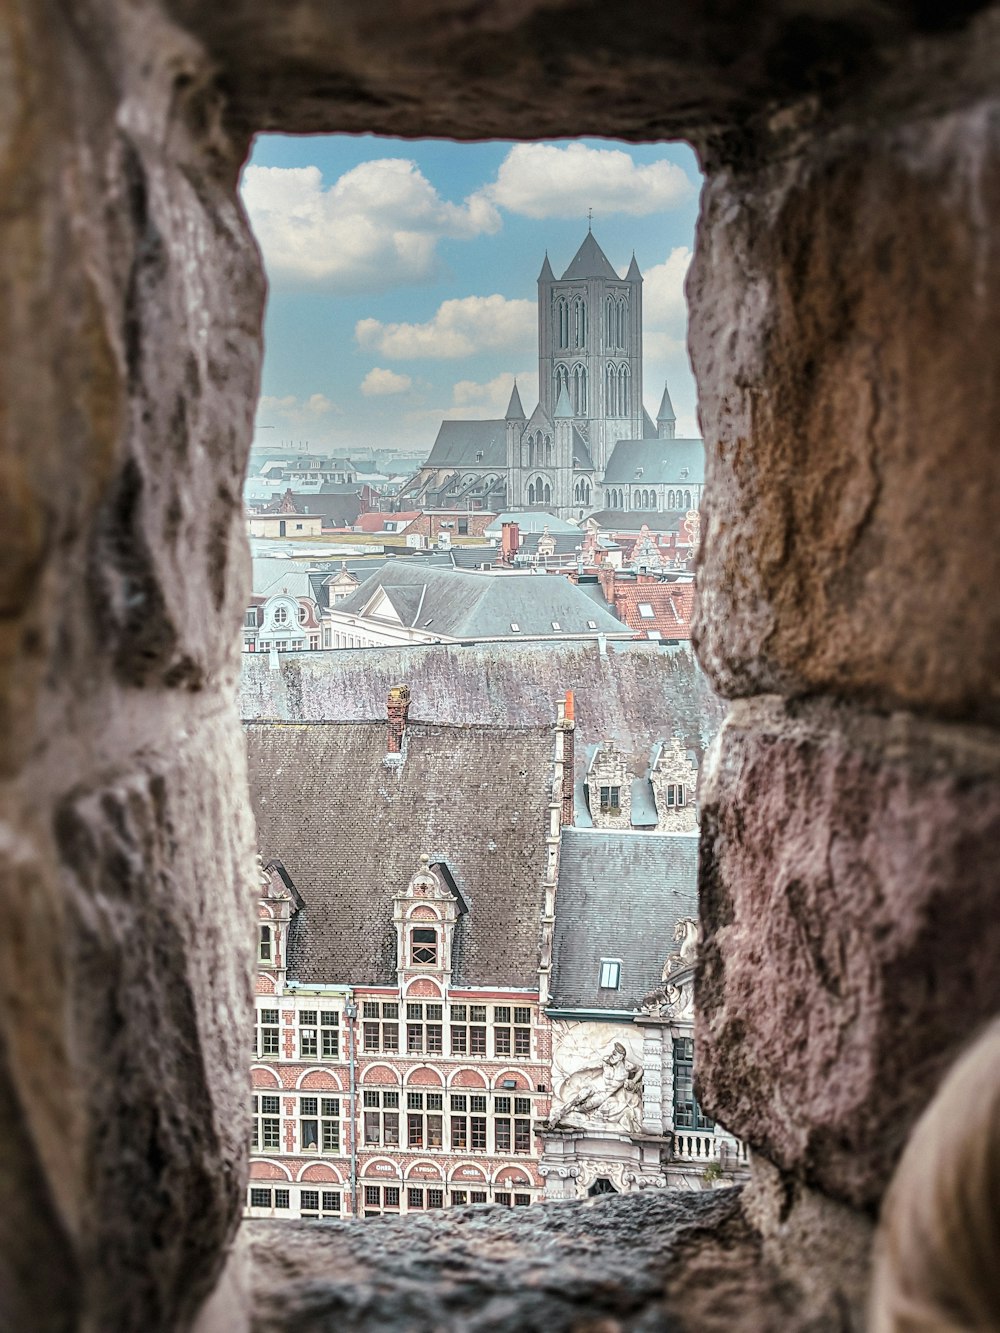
[697,696,1000,1208]
[690,94,1000,722]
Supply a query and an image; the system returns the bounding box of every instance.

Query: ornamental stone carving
[544,1041,643,1135]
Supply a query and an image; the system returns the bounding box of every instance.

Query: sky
[242,136,703,460]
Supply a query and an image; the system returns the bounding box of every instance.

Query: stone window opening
[258,924,271,961]
[599,784,621,813]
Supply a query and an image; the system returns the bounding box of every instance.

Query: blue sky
[243,136,703,458]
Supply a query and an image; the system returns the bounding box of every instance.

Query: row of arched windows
[554,363,588,415]
[603,487,696,511]
[605,363,631,417]
[574,479,592,504]
[555,296,588,350]
[527,476,552,505]
[605,295,628,350]
[524,432,552,467]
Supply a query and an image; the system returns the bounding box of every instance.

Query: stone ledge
[245,1188,820,1332]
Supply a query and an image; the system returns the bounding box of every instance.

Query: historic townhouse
[244,688,574,1218]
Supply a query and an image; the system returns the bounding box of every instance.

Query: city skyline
[243,135,703,456]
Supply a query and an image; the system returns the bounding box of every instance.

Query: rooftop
[603,439,705,487]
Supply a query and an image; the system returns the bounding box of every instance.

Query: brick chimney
[598,565,616,604]
[387,684,411,754]
[501,521,520,562]
[558,689,576,826]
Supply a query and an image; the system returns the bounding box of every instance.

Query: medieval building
[401,231,704,520]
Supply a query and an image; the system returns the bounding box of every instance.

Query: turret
[657,381,676,440]
[626,253,642,284]
[505,379,526,422]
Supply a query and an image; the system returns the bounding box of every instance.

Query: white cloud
[479,143,695,220]
[241,160,500,292]
[355,295,535,360]
[643,245,692,340]
[256,392,341,427]
[360,368,413,397]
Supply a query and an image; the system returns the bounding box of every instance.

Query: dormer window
[599,959,622,989]
[273,606,287,625]
[410,927,438,966]
[510,622,521,632]
[638,603,655,619]
[259,925,272,961]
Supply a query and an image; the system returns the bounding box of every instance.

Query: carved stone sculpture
[544,1042,644,1134]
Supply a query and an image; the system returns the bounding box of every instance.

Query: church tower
[537,231,644,475]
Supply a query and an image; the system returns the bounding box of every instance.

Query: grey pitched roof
[252,558,317,599]
[336,565,625,638]
[554,383,574,418]
[246,721,554,987]
[240,640,727,772]
[586,510,687,534]
[572,429,594,470]
[484,512,580,535]
[642,409,658,439]
[560,232,620,282]
[626,253,643,283]
[603,438,705,486]
[538,253,555,283]
[550,829,699,1011]
[424,420,507,470]
[657,383,676,423]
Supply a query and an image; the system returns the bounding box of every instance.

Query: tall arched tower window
[573,364,588,415]
[619,365,631,415]
[617,297,628,350]
[555,298,569,349]
[573,297,587,348]
[555,363,570,403]
[606,363,618,416]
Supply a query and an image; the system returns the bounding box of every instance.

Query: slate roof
[245,720,555,988]
[572,428,594,470]
[549,829,699,1011]
[252,558,317,599]
[424,420,507,470]
[560,233,621,282]
[484,512,581,535]
[335,565,625,639]
[587,510,687,534]
[603,438,705,486]
[240,639,727,769]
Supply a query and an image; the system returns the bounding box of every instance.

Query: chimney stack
[558,690,576,826]
[598,565,616,604]
[386,684,411,754]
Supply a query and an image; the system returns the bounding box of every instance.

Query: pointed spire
[560,232,619,281]
[657,381,676,423]
[538,252,555,283]
[657,381,676,439]
[505,379,526,421]
[626,252,642,283]
[554,383,574,418]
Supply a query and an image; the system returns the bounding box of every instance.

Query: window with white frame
[405,1002,443,1054]
[362,1088,400,1145]
[599,959,622,989]
[247,1186,290,1211]
[450,1003,487,1055]
[449,1093,488,1150]
[300,1188,341,1219]
[406,1090,444,1148]
[299,1095,340,1153]
[362,1000,399,1052]
[259,925,272,961]
[665,783,687,807]
[638,603,655,619]
[251,1094,281,1150]
[256,1007,279,1058]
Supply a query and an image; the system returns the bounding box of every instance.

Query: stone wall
[4,1,1000,1330]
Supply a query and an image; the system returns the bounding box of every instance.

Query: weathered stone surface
[696,696,1000,1208]
[690,39,1000,722]
[246,1190,822,1333]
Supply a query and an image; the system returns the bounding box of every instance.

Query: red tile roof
[612,581,694,640]
[354,510,422,532]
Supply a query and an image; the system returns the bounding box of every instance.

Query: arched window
[556,297,569,349]
[606,296,615,347]
[259,925,272,961]
[617,297,628,350]
[527,481,535,505]
[573,364,588,415]
[685,489,693,508]
[606,363,617,416]
[649,492,658,510]
[667,489,675,509]
[619,365,630,415]
[554,363,569,403]
[543,482,552,504]
[574,297,587,347]
[544,435,552,465]
[527,437,534,467]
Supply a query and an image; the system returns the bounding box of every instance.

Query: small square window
[638,603,655,618]
[249,1188,271,1209]
[274,1189,290,1209]
[510,622,520,632]
[551,621,561,630]
[599,959,622,989]
[587,620,597,629]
